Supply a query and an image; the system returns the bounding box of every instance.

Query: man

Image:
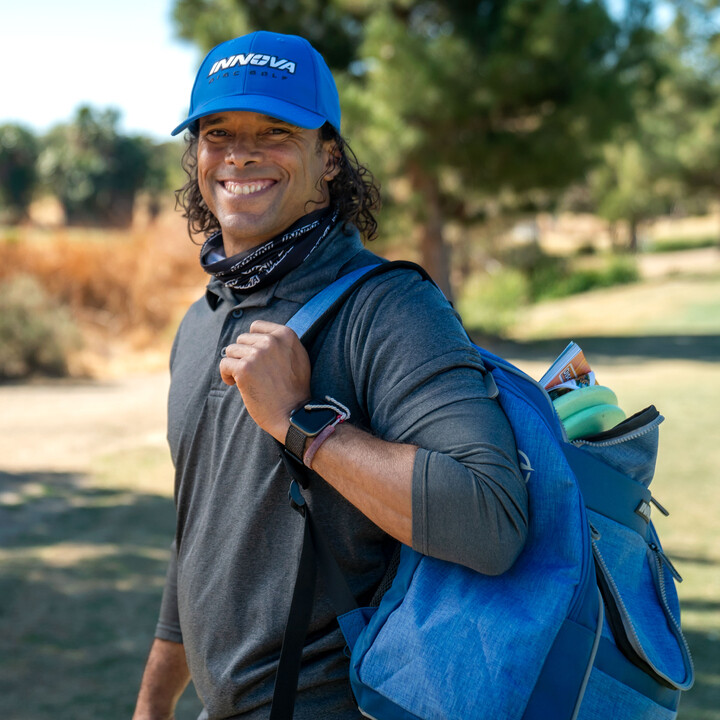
[133,31,528,720]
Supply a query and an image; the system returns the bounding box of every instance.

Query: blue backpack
[271,261,694,720]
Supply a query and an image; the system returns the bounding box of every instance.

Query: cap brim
[171,94,327,136]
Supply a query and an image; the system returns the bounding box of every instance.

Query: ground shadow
[0,469,202,720]
[472,333,720,364]
[677,629,720,720]
[2,448,717,719]
[0,469,175,549]
[670,552,720,567]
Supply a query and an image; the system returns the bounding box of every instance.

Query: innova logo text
[208,54,297,75]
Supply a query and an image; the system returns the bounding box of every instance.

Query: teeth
[225,181,273,196]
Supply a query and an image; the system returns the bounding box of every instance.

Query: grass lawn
[0,449,203,720]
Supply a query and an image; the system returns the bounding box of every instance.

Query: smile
[223,180,276,196]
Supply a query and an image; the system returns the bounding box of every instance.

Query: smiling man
[132,31,528,720]
[196,112,339,254]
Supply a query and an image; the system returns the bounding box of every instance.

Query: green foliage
[589,3,720,247]
[589,138,676,233]
[0,124,39,222]
[529,255,639,301]
[172,0,658,294]
[0,275,80,380]
[647,235,718,253]
[38,106,152,227]
[458,252,640,335]
[173,0,364,67]
[341,1,655,195]
[457,268,528,335]
[141,140,187,219]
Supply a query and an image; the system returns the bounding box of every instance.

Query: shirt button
[232,309,243,319]
[220,346,227,357]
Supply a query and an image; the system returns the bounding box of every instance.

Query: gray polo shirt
[156,223,527,719]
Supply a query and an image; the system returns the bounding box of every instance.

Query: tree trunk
[409,164,453,301]
[628,217,639,253]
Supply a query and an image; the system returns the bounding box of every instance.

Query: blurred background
[0,1,718,718]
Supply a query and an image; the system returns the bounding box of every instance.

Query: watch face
[290,406,338,437]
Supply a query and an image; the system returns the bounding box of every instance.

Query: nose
[224,133,262,166]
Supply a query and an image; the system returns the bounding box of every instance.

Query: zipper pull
[650,496,670,517]
[649,542,683,583]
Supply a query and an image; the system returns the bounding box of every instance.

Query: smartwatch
[284,403,338,463]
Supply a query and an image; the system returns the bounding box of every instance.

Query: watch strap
[285,424,308,463]
[284,396,351,464]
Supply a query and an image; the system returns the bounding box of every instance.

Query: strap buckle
[288,479,306,516]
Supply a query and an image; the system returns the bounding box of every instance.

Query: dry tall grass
[0,209,207,375]
[0,216,203,332]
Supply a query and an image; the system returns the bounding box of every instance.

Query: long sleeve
[410,395,527,575]
[339,267,528,575]
[155,539,183,643]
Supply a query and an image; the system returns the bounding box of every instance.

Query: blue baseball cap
[171,31,341,136]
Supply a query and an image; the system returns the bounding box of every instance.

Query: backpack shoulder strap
[271,259,431,720]
[286,260,433,344]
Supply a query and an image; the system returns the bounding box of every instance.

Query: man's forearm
[308,422,416,546]
[133,638,191,720]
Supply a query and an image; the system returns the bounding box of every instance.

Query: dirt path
[0,373,170,472]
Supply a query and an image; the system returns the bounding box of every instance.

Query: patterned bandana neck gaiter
[199,207,339,292]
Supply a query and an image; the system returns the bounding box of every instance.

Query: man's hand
[219,320,311,441]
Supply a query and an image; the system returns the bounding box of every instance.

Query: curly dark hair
[175,122,381,243]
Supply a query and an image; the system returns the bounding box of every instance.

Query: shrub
[529,255,638,301]
[457,268,528,336]
[0,275,81,380]
[646,236,718,253]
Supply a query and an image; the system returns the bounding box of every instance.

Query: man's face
[196,111,339,255]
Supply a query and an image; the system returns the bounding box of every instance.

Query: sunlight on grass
[0,449,202,720]
[91,446,175,497]
[511,276,720,340]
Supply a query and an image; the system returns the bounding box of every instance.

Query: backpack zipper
[592,537,646,654]
[593,533,693,689]
[649,542,683,582]
[572,414,663,449]
[649,545,695,688]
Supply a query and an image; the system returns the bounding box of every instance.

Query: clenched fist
[220,320,311,442]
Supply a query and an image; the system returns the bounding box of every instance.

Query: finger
[223,342,253,359]
[232,331,272,349]
[224,336,282,361]
[236,324,297,346]
[219,357,242,386]
[250,321,300,343]
[248,320,285,334]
